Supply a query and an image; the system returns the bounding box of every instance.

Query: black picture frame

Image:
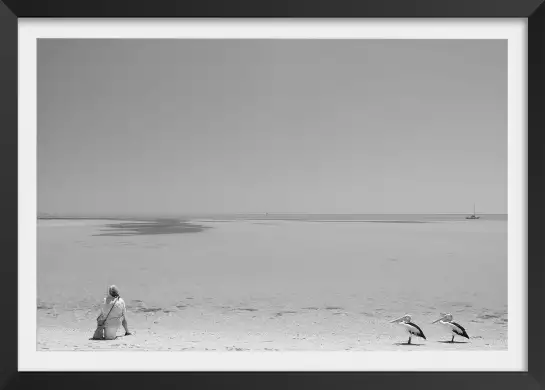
[1,0,542,389]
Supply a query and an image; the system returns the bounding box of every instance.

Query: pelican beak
[390,316,403,323]
[432,315,445,324]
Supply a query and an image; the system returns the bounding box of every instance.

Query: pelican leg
[451,335,454,343]
[408,336,412,345]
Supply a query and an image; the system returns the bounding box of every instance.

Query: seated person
[92,285,132,340]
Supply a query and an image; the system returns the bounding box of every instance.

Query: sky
[37,39,507,216]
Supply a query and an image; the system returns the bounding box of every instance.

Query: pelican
[432,313,470,342]
[390,314,426,345]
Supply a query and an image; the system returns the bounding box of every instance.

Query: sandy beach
[37,216,507,351]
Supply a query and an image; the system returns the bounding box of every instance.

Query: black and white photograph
[35,37,508,354]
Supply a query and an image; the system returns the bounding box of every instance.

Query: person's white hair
[108,285,120,298]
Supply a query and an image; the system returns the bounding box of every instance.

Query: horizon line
[37,211,508,219]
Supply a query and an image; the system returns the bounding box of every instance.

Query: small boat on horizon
[466,204,480,219]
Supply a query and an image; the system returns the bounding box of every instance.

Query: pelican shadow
[394,342,424,346]
[437,340,469,344]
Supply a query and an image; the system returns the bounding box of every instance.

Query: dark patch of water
[93,220,211,237]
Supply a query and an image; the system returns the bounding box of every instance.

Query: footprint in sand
[138,307,162,314]
[274,310,298,317]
